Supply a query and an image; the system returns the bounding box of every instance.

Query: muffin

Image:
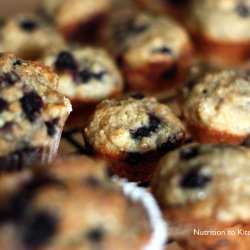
[188,0,250,66]
[0,156,153,250]
[83,96,185,183]
[106,11,192,97]
[0,13,64,60]
[0,53,72,170]
[181,68,250,144]
[43,45,123,126]
[152,144,250,250]
[135,0,190,21]
[40,0,112,42]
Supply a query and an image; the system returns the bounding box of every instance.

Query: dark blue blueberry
[77,69,92,83]
[45,118,59,137]
[158,137,182,152]
[236,3,249,17]
[180,167,212,188]
[84,176,101,187]
[126,18,148,34]
[124,152,142,165]
[152,46,172,54]
[12,59,23,67]
[86,227,105,243]
[130,92,145,99]
[20,92,44,122]
[54,51,77,71]
[161,64,178,79]
[180,147,199,160]
[129,114,161,139]
[0,98,8,113]
[23,211,58,246]
[0,122,13,132]
[93,70,107,80]
[24,175,63,192]
[19,19,38,32]
[0,72,20,88]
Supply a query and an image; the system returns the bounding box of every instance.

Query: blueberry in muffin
[152,144,250,250]
[187,0,250,66]
[43,45,123,127]
[0,155,153,250]
[0,13,64,60]
[83,95,185,182]
[105,11,192,97]
[0,53,72,170]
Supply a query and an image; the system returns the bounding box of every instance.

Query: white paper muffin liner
[113,177,168,250]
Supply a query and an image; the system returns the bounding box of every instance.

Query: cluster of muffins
[0,0,250,249]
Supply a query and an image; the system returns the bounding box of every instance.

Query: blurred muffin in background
[135,0,190,21]
[0,155,153,250]
[105,11,192,97]
[152,144,250,250]
[43,45,123,127]
[188,0,250,66]
[40,0,113,42]
[180,67,250,144]
[0,13,64,60]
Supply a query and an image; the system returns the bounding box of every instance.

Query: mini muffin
[43,46,123,126]
[188,0,250,66]
[181,68,250,144]
[0,156,152,250]
[106,11,192,97]
[0,13,64,60]
[83,95,185,183]
[0,53,72,170]
[40,0,112,42]
[152,144,250,250]
[135,0,190,21]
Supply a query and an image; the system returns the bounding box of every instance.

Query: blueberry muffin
[43,46,123,126]
[0,13,64,60]
[0,157,152,250]
[188,0,250,66]
[152,144,250,250]
[0,53,72,170]
[40,0,112,42]
[181,68,250,144]
[135,0,190,21]
[106,11,192,97]
[83,95,185,182]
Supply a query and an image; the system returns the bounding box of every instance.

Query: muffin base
[59,13,108,43]
[191,32,250,66]
[83,135,185,183]
[0,128,64,171]
[120,46,192,98]
[186,119,247,144]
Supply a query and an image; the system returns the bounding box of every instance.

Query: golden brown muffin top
[84,96,185,157]
[107,11,191,67]
[182,69,250,136]
[43,46,123,102]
